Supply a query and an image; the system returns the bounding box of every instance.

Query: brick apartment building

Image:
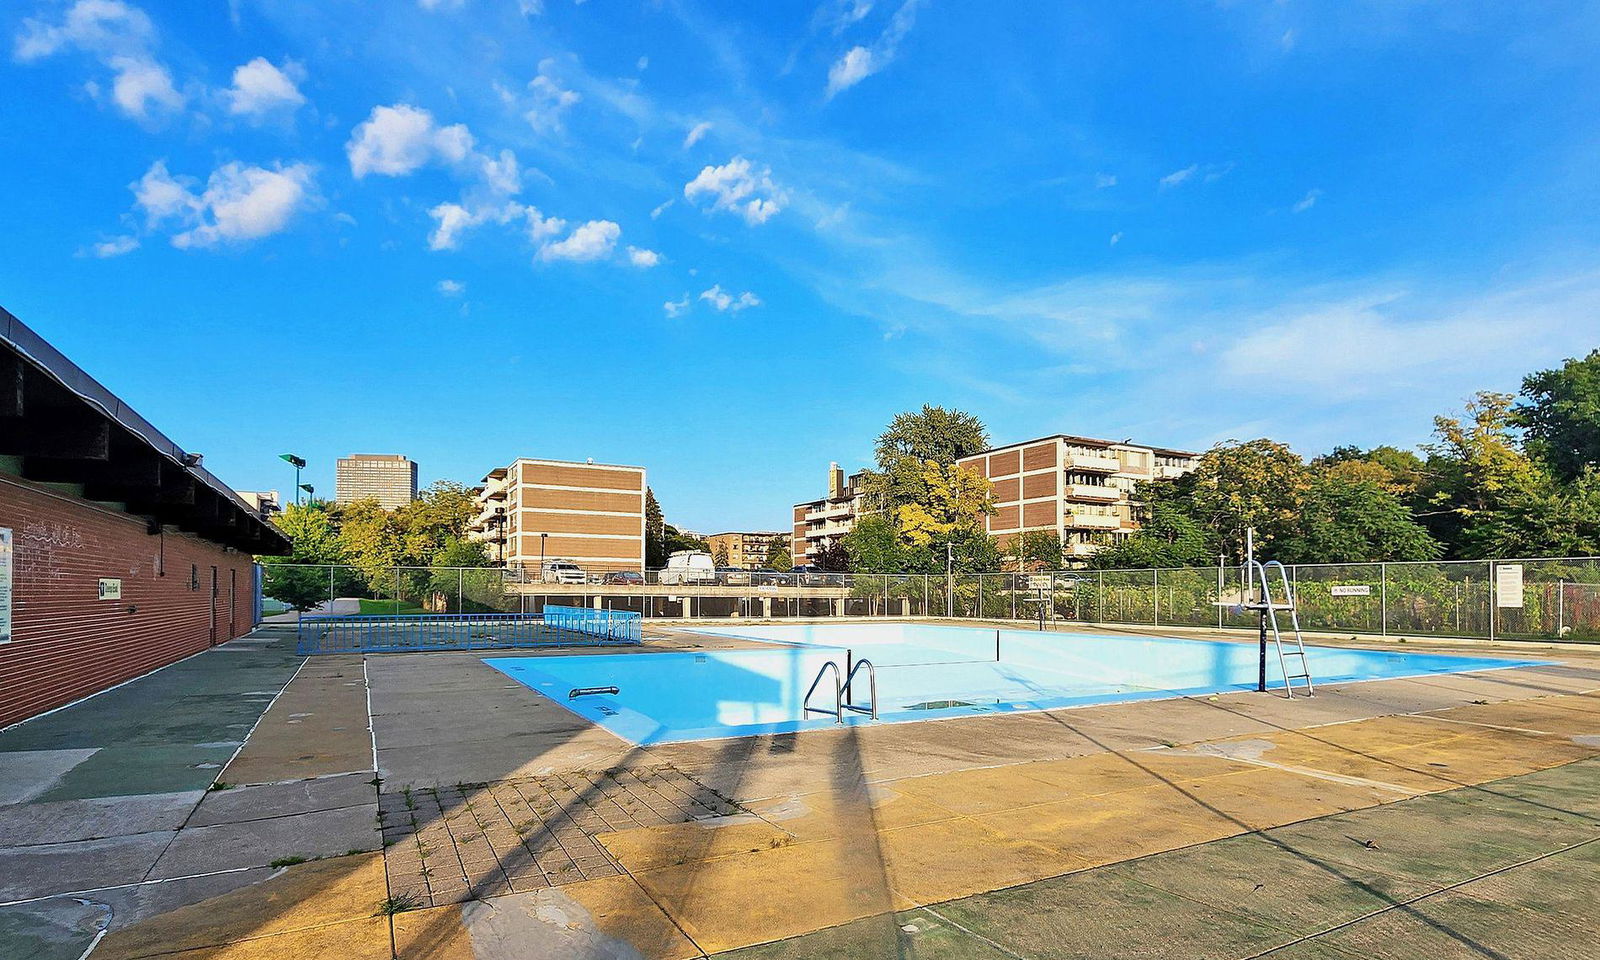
[335,453,418,509]
[957,435,1198,563]
[791,462,869,567]
[705,531,787,569]
[0,307,288,728]
[469,458,646,575]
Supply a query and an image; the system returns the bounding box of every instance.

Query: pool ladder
[803,658,878,723]
[1247,560,1315,698]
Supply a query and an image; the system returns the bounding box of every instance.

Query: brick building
[791,462,869,567]
[705,531,787,569]
[0,308,287,728]
[468,458,646,575]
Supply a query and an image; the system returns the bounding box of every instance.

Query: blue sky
[4,1,1599,533]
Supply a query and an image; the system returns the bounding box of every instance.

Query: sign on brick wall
[0,527,11,643]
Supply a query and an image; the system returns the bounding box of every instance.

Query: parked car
[660,550,716,585]
[716,566,751,585]
[539,559,586,584]
[791,564,831,586]
[602,571,645,586]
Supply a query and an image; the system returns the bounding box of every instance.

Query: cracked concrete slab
[0,789,202,846]
[187,773,375,827]
[0,749,101,806]
[0,830,175,901]
[148,803,380,879]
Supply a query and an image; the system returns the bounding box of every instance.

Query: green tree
[644,488,667,567]
[1089,481,1215,569]
[862,405,989,512]
[1516,348,1600,482]
[763,540,792,570]
[1188,439,1311,561]
[895,460,994,547]
[809,537,851,572]
[260,502,345,610]
[841,514,904,573]
[1278,475,1441,563]
[1012,530,1064,571]
[1424,392,1559,557]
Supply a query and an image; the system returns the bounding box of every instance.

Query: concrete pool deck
[0,621,1597,958]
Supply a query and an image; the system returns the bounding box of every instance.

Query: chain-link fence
[258,556,1600,643]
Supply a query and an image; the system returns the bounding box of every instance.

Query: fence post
[1489,561,1497,641]
[1558,579,1565,638]
[1153,569,1160,627]
[1217,558,1224,631]
[328,564,335,610]
[458,568,464,614]
[1380,563,1387,636]
[1098,570,1104,623]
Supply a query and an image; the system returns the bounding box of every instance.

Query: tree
[644,488,666,567]
[862,405,990,513]
[661,525,708,557]
[1278,475,1441,563]
[1424,392,1556,557]
[841,514,905,573]
[1012,530,1064,571]
[260,502,345,611]
[809,537,851,572]
[763,540,792,570]
[1089,481,1215,569]
[1188,439,1311,560]
[712,546,729,566]
[1313,445,1427,497]
[895,460,994,547]
[1516,349,1600,482]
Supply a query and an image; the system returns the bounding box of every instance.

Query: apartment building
[469,458,646,574]
[335,454,418,509]
[706,531,787,569]
[791,462,869,567]
[957,435,1198,563]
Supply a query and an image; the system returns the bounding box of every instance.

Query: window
[189,563,200,590]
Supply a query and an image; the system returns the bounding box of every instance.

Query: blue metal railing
[542,605,643,644]
[295,609,642,655]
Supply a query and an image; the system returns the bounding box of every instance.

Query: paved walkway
[2,623,1597,959]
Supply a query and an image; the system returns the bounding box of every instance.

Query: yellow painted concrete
[97,916,392,960]
[597,816,798,872]
[561,874,704,960]
[93,855,390,960]
[877,815,1082,908]
[1423,693,1600,737]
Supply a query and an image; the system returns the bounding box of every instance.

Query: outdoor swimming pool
[483,624,1544,745]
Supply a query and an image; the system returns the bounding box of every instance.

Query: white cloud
[824,0,923,98]
[16,1,185,121]
[650,199,674,219]
[637,55,649,70]
[86,234,139,258]
[683,121,712,149]
[418,0,465,8]
[436,279,465,296]
[1159,165,1198,189]
[1292,188,1323,213]
[346,104,478,178]
[132,158,315,249]
[1109,232,1123,246]
[699,284,761,312]
[627,246,661,268]
[683,156,786,225]
[663,295,690,318]
[426,200,562,251]
[524,60,581,135]
[539,220,620,262]
[225,57,305,118]
[826,46,874,97]
[1095,173,1118,189]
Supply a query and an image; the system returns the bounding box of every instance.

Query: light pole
[280,454,306,505]
[540,533,548,571]
[299,483,315,504]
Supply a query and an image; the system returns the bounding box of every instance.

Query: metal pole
[946,543,954,619]
[1258,608,1268,692]
[328,564,335,609]
[1558,580,1565,638]
[1380,563,1387,636]
[1153,569,1160,627]
[1218,554,1224,631]
[1489,562,1496,641]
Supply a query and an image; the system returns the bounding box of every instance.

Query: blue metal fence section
[295,610,642,655]
[541,605,644,644]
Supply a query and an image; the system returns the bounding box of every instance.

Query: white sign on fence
[1495,564,1524,608]
[98,578,123,601]
[1330,585,1371,597]
[1027,575,1052,591]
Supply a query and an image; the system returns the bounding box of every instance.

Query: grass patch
[207,781,234,792]
[357,599,428,615]
[270,856,308,868]
[376,893,423,916]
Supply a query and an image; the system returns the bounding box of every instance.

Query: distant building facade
[469,458,646,574]
[957,435,1198,563]
[706,531,787,569]
[234,490,280,518]
[791,462,869,567]
[335,454,418,510]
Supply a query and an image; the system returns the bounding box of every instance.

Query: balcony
[1063,511,1122,530]
[805,501,853,521]
[1065,483,1120,502]
[1156,464,1192,479]
[1063,453,1120,473]
[1065,542,1103,557]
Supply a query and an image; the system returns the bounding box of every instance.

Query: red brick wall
[0,476,257,728]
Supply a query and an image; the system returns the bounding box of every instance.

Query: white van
[659,550,716,585]
[540,559,586,584]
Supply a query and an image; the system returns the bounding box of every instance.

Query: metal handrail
[843,659,878,719]
[802,661,843,723]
